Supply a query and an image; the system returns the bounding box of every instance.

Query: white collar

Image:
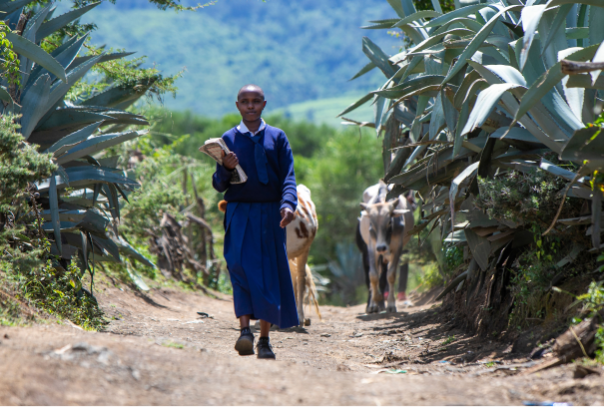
[237,119,266,136]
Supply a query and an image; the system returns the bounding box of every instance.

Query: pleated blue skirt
[224,202,299,329]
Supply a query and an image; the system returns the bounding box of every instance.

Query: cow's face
[360,199,407,255]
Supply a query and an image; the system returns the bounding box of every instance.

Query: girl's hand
[222,151,239,170]
[280,207,295,228]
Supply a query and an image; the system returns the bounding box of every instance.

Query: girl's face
[236,91,267,122]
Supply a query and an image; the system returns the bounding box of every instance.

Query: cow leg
[386,250,401,313]
[379,260,388,306]
[367,250,381,314]
[295,250,309,327]
[356,223,373,313]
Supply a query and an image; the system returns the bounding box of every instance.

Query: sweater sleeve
[212,163,233,193]
[278,132,298,212]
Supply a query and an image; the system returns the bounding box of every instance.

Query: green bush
[476,165,580,228]
[0,117,104,329]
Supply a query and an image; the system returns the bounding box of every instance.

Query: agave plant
[343,0,604,310]
[1,1,157,285]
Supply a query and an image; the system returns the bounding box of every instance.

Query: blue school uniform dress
[212,119,299,329]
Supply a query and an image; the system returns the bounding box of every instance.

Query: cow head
[360,198,408,255]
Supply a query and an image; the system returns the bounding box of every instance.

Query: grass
[270,93,374,128]
[442,335,455,346]
[163,341,185,349]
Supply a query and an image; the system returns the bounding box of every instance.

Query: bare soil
[1,278,603,405]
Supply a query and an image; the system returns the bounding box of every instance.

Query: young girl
[212,84,299,359]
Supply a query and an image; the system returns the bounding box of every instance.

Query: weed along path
[0,282,603,405]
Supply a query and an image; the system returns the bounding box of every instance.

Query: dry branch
[561,60,604,75]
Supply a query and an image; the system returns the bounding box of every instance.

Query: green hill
[76,0,400,120]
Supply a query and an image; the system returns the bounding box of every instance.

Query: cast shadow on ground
[134,291,169,309]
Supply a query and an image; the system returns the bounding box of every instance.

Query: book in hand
[199,138,247,184]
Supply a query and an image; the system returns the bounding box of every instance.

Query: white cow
[286,184,321,327]
[359,181,414,313]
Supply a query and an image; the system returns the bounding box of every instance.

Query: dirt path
[1,279,603,405]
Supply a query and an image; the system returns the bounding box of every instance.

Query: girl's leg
[240,314,251,329]
[260,320,271,337]
[235,315,254,356]
[257,320,275,359]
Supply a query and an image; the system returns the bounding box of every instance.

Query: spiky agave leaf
[346,0,604,300]
[3,1,157,274]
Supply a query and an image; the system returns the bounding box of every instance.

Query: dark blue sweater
[212,124,298,212]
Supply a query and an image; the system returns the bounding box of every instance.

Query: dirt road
[1,279,603,405]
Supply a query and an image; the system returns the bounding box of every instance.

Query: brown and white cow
[358,181,414,314]
[286,184,321,327]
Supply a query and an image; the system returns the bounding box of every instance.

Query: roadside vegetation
[344,0,604,363]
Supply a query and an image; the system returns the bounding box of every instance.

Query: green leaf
[20,74,51,140]
[25,35,89,93]
[453,99,470,157]
[0,86,17,113]
[429,92,445,140]
[49,173,62,255]
[454,70,480,109]
[464,228,491,271]
[539,158,579,181]
[560,126,604,161]
[6,32,67,84]
[91,234,121,262]
[115,236,156,269]
[449,162,479,229]
[0,0,33,14]
[37,165,139,192]
[337,93,373,117]
[490,127,542,144]
[397,55,425,83]
[461,83,521,136]
[442,5,523,85]
[431,0,443,14]
[56,130,145,165]
[513,44,600,128]
[593,187,602,249]
[588,41,604,84]
[373,75,444,100]
[37,2,101,40]
[424,4,490,28]
[102,183,120,221]
[399,0,418,18]
[40,209,87,223]
[44,122,102,156]
[23,3,53,43]
[394,10,442,27]
[126,266,150,291]
[432,17,484,36]
[409,28,474,55]
[362,37,396,78]
[79,82,149,110]
[387,0,407,17]
[519,5,547,71]
[350,61,376,81]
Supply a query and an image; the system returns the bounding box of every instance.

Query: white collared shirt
[237,119,266,136]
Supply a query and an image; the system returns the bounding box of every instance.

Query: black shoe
[257,337,276,359]
[235,327,255,356]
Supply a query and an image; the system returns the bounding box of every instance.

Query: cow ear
[392,209,410,217]
[360,202,369,210]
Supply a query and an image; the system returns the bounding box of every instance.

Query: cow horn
[392,209,410,217]
[360,202,369,210]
